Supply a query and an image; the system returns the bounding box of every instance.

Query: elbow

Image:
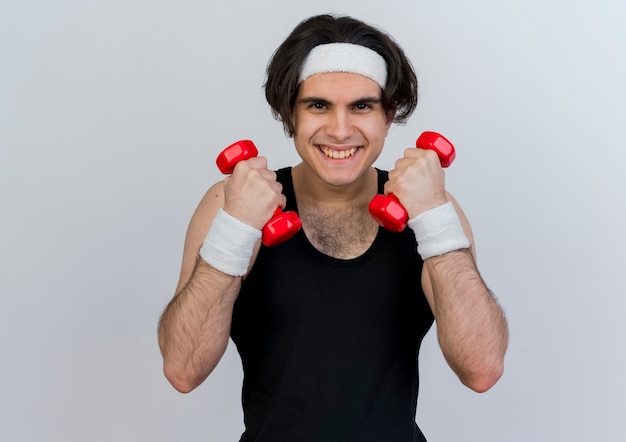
[159,339,225,393]
[459,360,505,393]
[168,378,197,395]
[163,362,203,394]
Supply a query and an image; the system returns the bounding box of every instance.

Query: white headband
[298,43,388,89]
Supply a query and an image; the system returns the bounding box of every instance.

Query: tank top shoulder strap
[275,167,297,212]
[376,168,389,194]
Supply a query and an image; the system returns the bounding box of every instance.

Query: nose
[325,109,354,142]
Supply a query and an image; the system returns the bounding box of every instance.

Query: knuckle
[404,147,416,157]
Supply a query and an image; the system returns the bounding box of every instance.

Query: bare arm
[158,157,284,393]
[421,196,509,393]
[158,261,242,393]
[387,147,508,392]
[157,184,244,393]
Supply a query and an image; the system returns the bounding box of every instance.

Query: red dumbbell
[216,140,302,246]
[368,131,456,233]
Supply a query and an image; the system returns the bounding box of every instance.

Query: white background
[2,0,625,440]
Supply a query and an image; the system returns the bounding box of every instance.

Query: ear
[287,113,296,137]
[385,108,396,130]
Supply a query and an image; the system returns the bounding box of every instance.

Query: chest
[297,203,379,260]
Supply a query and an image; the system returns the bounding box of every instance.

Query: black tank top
[231,168,434,442]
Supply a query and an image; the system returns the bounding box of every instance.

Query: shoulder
[445,191,476,253]
[175,180,226,292]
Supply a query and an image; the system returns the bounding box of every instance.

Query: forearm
[424,249,508,392]
[158,258,241,393]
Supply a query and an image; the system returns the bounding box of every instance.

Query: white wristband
[407,202,470,260]
[199,209,262,276]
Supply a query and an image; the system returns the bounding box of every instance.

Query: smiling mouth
[319,145,358,159]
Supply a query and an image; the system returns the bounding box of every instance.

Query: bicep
[174,182,226,294]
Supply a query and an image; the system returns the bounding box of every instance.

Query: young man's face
[291,72,393,188]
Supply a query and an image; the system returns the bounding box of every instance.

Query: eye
[353,101,378,112]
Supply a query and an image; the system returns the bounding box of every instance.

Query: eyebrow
[297,96,383,107]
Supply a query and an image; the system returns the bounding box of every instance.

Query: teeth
[320,146,357,159]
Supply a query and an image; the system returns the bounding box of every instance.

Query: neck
[291,163,378,207]
[290,163,380,259]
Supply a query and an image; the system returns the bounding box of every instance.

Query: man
[158,14,508,441]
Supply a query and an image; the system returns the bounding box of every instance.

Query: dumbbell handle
[216,140,302,246]
[368,131,455,233]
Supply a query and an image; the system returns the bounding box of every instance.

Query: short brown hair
[264,14,419,136]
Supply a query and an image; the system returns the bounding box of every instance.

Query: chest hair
[298,202,379,260]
